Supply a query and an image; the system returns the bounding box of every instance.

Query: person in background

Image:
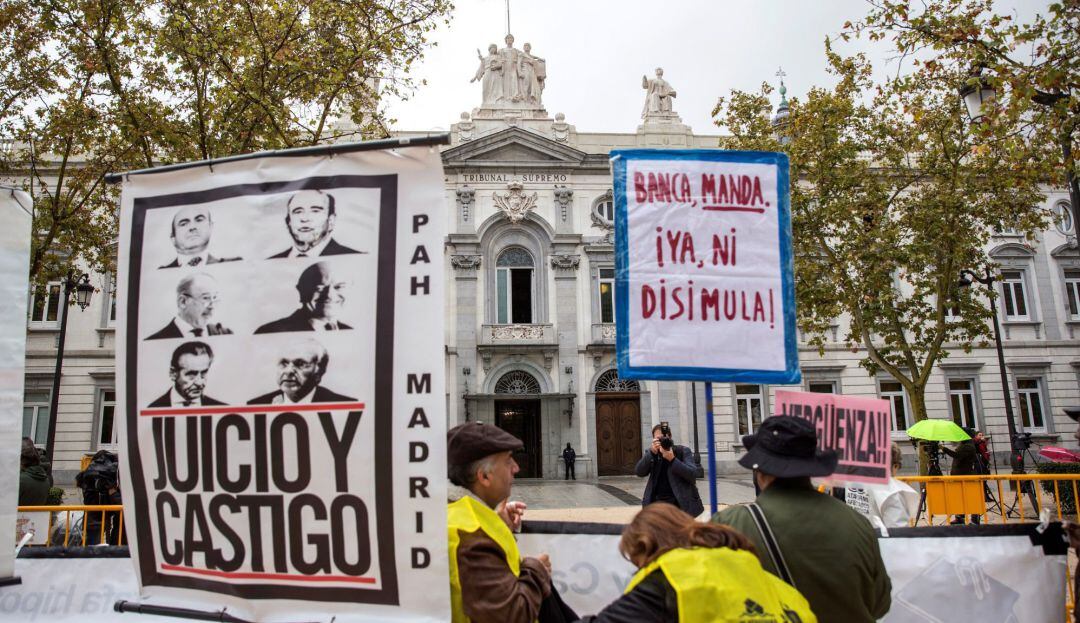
[562,442,576,481]
[943,431,980,524]
[972,430,992,474]
[579,504,815,622]
[712,416,891,623]
[18,437,50,506]
[635,423,704,517]
[1062,408,1080,623]
[844,442,919,530]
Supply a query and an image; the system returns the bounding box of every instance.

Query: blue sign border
[612,149,801,384]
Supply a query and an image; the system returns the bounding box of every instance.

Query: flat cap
[447,422,523,467]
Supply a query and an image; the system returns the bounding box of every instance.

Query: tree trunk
[909,383,931,476]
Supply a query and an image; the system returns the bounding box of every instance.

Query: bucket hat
[738,415,838,478]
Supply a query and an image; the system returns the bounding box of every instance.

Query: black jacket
[268,238,362,258]
[146,319,233,340]
[247,385,356,405]
[562,447,576,464]
[944,441,978,476]
[254,309,353,334]
[159,254,240,268]
[148,391,225,408]
[635,445,704,517]
[579,570,675,622]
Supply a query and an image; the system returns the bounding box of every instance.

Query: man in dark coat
[248,338,355,404]
[944,432,982,524]
[256,262,353,333]
[635,424,704,517]
[159,205,240,268]
[148,341,226,407]
[147,273,233,339]
[19,438,50,505]
[562,442,576,480]
[268,190,362,258]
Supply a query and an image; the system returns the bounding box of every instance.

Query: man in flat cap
[446,422,552,623]
[712,415,891,623]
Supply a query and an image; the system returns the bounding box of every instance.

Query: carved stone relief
[493,182,538,223]
[456,186,475,223]
[554,185,573,222]
[550,254,580,271]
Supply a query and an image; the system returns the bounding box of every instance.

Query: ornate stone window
[594,369,640,392]
[1053,200,1074,236]
[494,370,542,395]
[591,191,614,228]
[496,247,535,323]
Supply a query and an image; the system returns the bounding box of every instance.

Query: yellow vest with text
[626,547,817,623]
[447,496,522,623]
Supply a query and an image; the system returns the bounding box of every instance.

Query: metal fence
[16,504,124,548]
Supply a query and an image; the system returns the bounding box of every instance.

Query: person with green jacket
[18,437,51,506]
[712,416,892,623]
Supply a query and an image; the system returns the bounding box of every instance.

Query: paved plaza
[513,474,757,523]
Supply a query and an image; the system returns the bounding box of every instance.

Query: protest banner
[774,389,892,484]
[0,188,32,585]
[2,523,1067,622]
[114,139,449,621]
[611,150,799,384]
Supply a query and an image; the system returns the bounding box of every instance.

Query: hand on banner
[650,439,661,455]
[660,446,675,462]
[1065,521,1080,549]
[536,553,552,575]
[498,500,527,532]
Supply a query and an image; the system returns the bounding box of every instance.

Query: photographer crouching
[635,422,704,517]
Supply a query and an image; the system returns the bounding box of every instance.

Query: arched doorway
[594,370,642,476]
[494,370,542,477]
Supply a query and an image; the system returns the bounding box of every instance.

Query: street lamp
[461,367,471,422]
[958,72,1080,247]
[44,271,94,478]
[956,267,1024,473]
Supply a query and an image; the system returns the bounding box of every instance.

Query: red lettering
[753,292,766,322]
[641,285,656,318]
[701,174,716,203]
[679,175,692,201]
[647,172,659,202]
[701,289,719,320]
[751,176,764,205]
[634,172,647,203]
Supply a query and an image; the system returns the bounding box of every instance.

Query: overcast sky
[385,0,1050,136]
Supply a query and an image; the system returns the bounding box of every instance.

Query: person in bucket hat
[712,416,892,622]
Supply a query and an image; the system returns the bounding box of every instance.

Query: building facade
[20,36,1080,482]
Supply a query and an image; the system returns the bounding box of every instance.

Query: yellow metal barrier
[16,505,125,547]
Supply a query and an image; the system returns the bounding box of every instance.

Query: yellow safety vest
[626,547,817,623]
[447,496,522,623]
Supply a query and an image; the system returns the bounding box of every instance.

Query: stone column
[451,253,481,426]
[554,186,573,235]
[551,253,581,475]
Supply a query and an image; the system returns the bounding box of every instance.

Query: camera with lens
[1015,432,1033,451]
[659,421,673,450]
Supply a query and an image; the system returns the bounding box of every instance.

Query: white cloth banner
[611,150,800,384]
[520,528,1066,622]
[0,189,32,582]
[115,145,449,621]
[3,528,1064,622]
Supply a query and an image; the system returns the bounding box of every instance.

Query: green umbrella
[906,419,971,442]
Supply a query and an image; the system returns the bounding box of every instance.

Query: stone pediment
[443,127,587,167]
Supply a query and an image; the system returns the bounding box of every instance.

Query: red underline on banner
[701,205,766,213]
[139,403,366,417]
[160,564,377,584]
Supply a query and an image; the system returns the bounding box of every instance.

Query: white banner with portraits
[0,189,32,582]
[115,145,449,621]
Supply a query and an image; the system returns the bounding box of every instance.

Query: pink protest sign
[774,390,891,484]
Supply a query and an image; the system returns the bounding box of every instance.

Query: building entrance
[494,399,542,478]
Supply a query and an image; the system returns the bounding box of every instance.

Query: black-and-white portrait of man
[268,190,362,258]
[148,341,225,407]
[255,262,352,333]
[159,205,241,268]
[247,338,355,404]
[146,273,233,339]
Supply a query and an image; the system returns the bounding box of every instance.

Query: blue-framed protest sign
[612,149,800,384]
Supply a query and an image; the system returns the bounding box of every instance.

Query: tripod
[1001,439,1040,519]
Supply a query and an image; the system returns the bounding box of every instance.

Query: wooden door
[596,395,641,476]
[494,399,542,478]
